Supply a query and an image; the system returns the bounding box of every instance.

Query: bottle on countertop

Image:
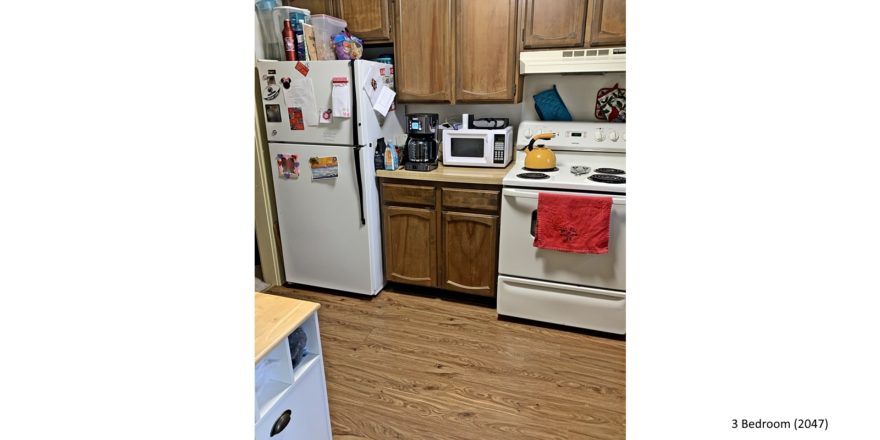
[374,138,386,170]
[282,19,297,61]
[384,140,398,170]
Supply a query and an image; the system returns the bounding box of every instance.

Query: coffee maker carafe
[404,113,439,171]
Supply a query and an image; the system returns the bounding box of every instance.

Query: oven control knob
[608,130,619,141]
[594,129,605,142]
[523,129,533,139]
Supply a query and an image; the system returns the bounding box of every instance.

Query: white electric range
[497,121,626,334]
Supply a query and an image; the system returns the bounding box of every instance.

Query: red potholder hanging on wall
[595,83,626,122]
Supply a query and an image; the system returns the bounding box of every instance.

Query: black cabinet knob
[270,409,292,437]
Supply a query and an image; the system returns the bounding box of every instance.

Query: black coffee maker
[404,113,439,171]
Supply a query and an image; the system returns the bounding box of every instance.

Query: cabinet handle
[270,409,292,437]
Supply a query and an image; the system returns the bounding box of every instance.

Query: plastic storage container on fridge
[310,14,347,60]
[256,0,283,60]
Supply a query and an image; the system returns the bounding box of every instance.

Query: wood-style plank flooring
[266,285,625,440]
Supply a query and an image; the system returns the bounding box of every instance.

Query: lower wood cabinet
[380,179,501,297]
[383,205,437,287]
[441,211,498,296]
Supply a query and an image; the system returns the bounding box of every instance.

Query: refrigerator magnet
[331,77,351,118]
[276,154,300,179]
[309,156,338,180]
[265,104,282,123]
[264,85,280,101]
[295,61,309,77]
[281,77,292,89]
[288,107,305,130]
[320,109,332,124]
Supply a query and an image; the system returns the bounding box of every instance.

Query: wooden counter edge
[376,163,512,185]
[255,292,321,364]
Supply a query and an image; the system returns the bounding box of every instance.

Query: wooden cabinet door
[587,0,625,47]
[441,211,498,297]
[454,0,518,102]
[522,0,587,49]
[335,0,392,43]
[284,0,335,15]
[394,0,454,102]
[383,206,437,287]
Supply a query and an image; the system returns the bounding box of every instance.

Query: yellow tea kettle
[523,132,557,170]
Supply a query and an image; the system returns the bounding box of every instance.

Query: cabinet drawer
[382,183,436,206]
[442,188,499,212]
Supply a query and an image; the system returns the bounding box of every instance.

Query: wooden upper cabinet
[455,0,518,102]
[335,0,392,43]
[394,0,454,102]
[587,0,626,47]
[283,0,335,15]
[522,0,587,49]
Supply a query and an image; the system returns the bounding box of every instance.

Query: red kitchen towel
[533,193,612,254]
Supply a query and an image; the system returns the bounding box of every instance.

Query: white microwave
[442,125,514,168]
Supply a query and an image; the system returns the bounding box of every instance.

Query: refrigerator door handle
[353,144,366,225]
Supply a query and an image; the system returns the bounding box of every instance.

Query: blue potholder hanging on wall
[533,85,573,121]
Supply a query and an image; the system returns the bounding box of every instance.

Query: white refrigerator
[256,59,403,295]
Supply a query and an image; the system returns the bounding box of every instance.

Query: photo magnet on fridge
[309,156,338,180]
[265,104,282,123]
[275,154,300,179]
[288,107,305,130]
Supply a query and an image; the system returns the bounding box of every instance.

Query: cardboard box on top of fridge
[311,15,347,60]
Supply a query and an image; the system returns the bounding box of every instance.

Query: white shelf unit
[255,311,331,440]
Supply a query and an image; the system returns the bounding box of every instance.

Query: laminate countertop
[376,162,514,185]
[255,292,320,363]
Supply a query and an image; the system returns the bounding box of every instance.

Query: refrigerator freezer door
[268,142,383,295]
[257,60,355,146]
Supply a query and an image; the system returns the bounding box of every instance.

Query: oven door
[498,188,626,291]
[442,132,491,166]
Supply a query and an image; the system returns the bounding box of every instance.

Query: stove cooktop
[502,151,626,194]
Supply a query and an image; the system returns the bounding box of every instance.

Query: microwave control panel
[493,134,506,163]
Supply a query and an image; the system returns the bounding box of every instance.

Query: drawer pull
[270,409,292,437]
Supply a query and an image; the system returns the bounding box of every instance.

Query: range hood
[519,47,625,74]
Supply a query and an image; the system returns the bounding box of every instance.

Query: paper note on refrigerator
[282,78,319,126]
[331,77,351,118]
[362,64,394,116]
[372,87,396,117]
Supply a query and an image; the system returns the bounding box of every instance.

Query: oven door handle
[503,188,626,205]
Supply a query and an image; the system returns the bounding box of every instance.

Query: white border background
[1,0,879,438]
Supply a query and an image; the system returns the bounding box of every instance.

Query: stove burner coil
[517,172,551,179]
[594,168,625,174]
[523,166,558,172]
[588,174,626,184]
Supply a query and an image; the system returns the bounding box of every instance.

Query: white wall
[401,72,625,132]
[402,103,523,130]
[521,72,626,122]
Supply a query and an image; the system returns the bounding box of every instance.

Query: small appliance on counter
[442,114,513,168]
[404,113,439,171]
